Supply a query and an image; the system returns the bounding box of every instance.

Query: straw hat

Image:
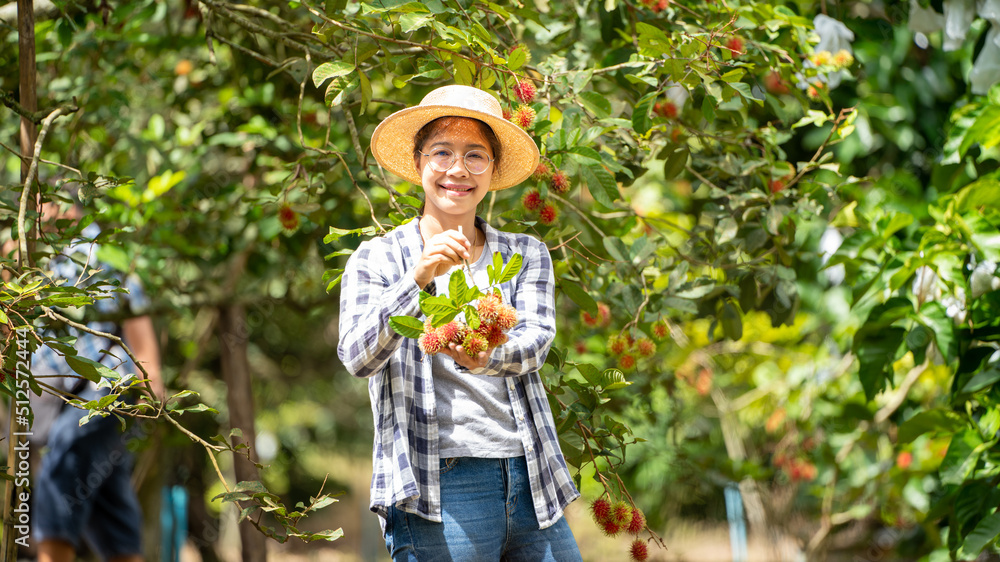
[370,85,540,191]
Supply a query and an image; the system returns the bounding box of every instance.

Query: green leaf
[632,92,658,136]
[601,368,631,391]
[489,252,503,285]
[303,528,345,542]
[602,237,628,262]
[452,54,476,86]
[324,225,377,243]
[662,145,689,180]
[940,429,984,485]
[720,301,743,341]
[421,295,459,317]
[174,403,218,414]
[498,254,523,284]
[400,12,434,32]
[448,270,467,303]
[465,304,480,330]
[961,368,1000,394]
[239,505,261,523]
[212,491,252,503]
[963,511,1000,555]
[580,164,618,208]
[701,96,716,122]
[389,316,425,339]
[560,279,597,316]
[325,76,359,107]
[507,47,527,71]
[312,61,355,88]
[65,355,120,384]
[961,105,1000,156]
[898,409,965,443]
[575,363,602,386]
[578,92,611,119]
[568,145,603,163]
[235,480,269,494]
[854,326,906,401]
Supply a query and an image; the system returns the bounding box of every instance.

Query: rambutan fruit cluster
[520,187,558,226]
[590,497,650,560]
[606,331,659,370]
[417,291,518,358]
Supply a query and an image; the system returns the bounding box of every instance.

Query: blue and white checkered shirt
[337,216,580,529]
[32,223,150,391]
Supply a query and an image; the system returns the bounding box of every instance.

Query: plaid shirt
[337,216,580,529]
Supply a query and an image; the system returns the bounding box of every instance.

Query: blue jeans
[384,456,582,561]
[33,387,143,560]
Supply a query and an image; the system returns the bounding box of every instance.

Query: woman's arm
[337,240,423,378]
[473,236,557,378]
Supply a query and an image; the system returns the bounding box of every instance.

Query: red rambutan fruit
[495,304,518,331]
[477,292,504,324]
[636,338,656,357]
[627,508,646,535]
[618,354,637,370]
[764,71,790,95]
[726,36,744,56]
[539,204,557,225]
[629,539,650,561]
[511,105,536,130]
[522,190,544,212]
[611,501,632,526]
[601,519,623,537]
[653,101,678,119]
[513,80,536,104]
[550,170,571,194]
[591,498,613,524]
[479,323,508,348]
[462,332,488,357]
[651,320,669,341]
[278,204,299,232]
[608,335,628,356]
[532,162,552,182]
[437,321,466,344]
[418,331,445,355]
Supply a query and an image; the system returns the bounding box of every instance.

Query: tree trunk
[218,304,266,562]
[4,3,36,562]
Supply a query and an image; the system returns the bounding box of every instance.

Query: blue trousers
[33,387,143,560]
[385,456,582,561]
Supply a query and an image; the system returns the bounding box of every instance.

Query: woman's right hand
[413,229,471,289]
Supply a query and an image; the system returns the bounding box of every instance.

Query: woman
[337,85,582,561]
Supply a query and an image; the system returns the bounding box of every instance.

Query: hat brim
[370,105,540,191]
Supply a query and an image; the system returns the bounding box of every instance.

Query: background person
[26,195,163,562]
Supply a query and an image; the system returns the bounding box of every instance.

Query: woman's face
[415,118,494,221]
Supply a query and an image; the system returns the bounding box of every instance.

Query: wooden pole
[5,2,36,561]
[218,304,267,562]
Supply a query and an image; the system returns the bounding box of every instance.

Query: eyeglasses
[418,148,494,175]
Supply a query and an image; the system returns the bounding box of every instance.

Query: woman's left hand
[440,342,490,371]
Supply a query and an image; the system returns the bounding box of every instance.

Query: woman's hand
[439,342,490,370]
[413,229,471,289]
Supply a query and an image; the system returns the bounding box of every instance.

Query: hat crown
[420,85,502,119]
